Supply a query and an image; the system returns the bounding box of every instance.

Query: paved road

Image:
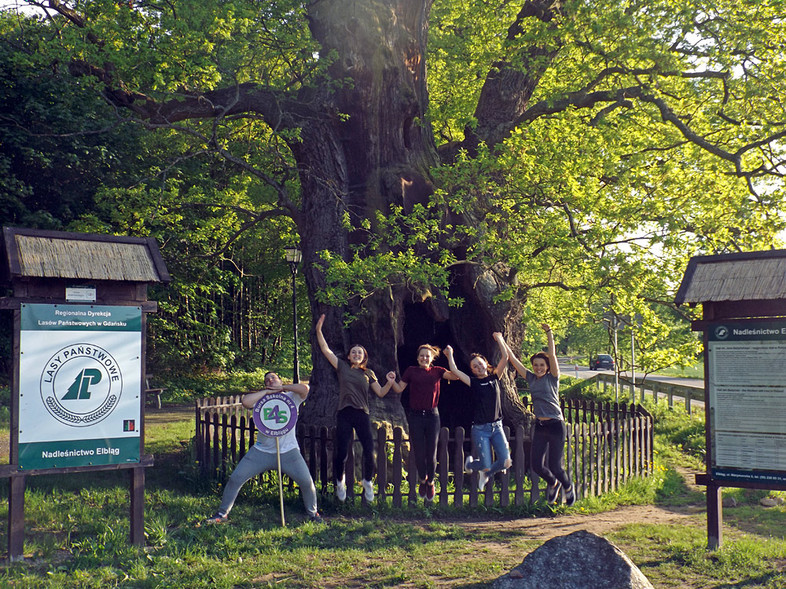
[561,362,703,388]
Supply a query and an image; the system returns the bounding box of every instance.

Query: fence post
[438,427,450,507]
[454,426,466,507]
[499,426,511,507]
[511,424,524,506]
[320,426,330,494]
[376,424,388,504]
[392,426,404,508]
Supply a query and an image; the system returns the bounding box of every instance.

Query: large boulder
[491,530,654,589]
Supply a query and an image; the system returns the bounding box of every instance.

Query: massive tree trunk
[292,0,535,432]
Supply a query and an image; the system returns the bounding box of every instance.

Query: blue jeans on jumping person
[467,420,511,479]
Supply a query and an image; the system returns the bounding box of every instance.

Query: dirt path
[459,503,702,555]
[455,465,705,562]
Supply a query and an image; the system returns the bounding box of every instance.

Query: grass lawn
[1,401,784,588]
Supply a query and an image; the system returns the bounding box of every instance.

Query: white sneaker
[336,477,347,502]
[477,471,488,492]
[362,479,374,502]
[464,455,473,474]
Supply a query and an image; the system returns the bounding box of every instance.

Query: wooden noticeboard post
[0,227,170,561]
[676,250,786,549]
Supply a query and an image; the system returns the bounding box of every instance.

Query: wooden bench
[145,377,164,409]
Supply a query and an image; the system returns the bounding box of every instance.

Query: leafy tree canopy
[2,0,785,383]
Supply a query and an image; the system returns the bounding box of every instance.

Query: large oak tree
[3,0,785,428]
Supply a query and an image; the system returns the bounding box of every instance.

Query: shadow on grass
[654,467,705,507]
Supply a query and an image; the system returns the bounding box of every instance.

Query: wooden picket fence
[194,397,653,507]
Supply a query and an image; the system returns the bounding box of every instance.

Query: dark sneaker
[564,484,576,507]
[425,482,435,502]
[205,513,228,524]
[418,482,427,499]
[309,512,324,524]
[546,481,561,505]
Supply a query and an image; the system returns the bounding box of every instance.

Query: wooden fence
[195,396,653,507]
[592,373,704,415]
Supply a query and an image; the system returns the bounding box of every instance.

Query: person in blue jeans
[445,332,512,491]
[503,323,575,506]
[205,372,323,524]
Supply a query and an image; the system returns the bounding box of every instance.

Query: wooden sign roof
[2,227,170,284]
[675,249,786,305]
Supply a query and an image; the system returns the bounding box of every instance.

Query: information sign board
[708,320,786,485]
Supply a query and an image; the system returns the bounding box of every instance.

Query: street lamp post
[284,246,302,383]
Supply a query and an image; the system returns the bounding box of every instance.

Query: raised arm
[503,339,529,378]
[241,382,310,409]
[542,323,560,378]
[492,332,509,378]
[315,313,339,369]
[444,345,470,385]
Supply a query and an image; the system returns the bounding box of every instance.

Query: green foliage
[4,0,786,379]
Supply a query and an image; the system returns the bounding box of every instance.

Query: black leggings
[334,406,376,482]
[530,418,572,488]
[407,410,441,483]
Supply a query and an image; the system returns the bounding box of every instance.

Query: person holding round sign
[205,372,322,524]
[316,313,395,503]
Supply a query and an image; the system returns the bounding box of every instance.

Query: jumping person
[316,313,395,502]
[444,333,512,491]
[205,371,322,524]
[389,344,458,501]
[504,324,575,506]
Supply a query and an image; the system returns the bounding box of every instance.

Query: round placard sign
[252,392,298,437]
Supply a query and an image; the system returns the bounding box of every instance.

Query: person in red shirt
[389,344,458,501]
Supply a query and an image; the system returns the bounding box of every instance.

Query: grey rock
[491,530,654,589]
[722,495,738,508]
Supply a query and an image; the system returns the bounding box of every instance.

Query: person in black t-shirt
[445,333,512,491]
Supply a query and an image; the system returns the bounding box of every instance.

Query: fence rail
[195,396,653,507]
[593,373,705,414]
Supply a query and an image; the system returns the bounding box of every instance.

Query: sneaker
[564,484,576,507]
[546,481,561,505]
[309,512,324,524]
[464,455,473,474]
[205,512,228,524]
[425,482,436,502]
[418,482,427,499]
[336,477,347,502]
[477,470,488,492]
[362,479,375,502]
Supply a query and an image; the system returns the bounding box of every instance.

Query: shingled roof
[2,227,170,284]
[675,249,786,305]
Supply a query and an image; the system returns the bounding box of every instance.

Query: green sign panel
[18,304,142,470]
